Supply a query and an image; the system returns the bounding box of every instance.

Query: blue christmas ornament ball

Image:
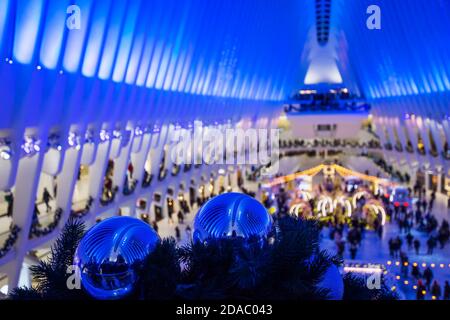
[317,262,344,300]
[193,192,273,243]
[307,255,344,300]
[74,216,159,300]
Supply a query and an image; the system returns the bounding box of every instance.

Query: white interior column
[8,152,45,290]
[131,133,152,193]
[87,141,112,226]
[112,132,135,199]
[56,147,83,226]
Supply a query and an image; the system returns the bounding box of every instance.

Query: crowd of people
[261,170,450,300]
[287,89,370,114]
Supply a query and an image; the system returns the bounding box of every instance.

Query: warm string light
[264,164,386,187]
[386,261,448,299]
[344,266,383,274]
[388,261,449,268]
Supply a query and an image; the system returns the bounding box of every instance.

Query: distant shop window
[441,174,446,194]
[428,173,438,191]
[316,124,336,131]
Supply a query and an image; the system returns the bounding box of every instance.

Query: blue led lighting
[13,0,44,64]
[2,0,449,125]
[333,0,450,99]
[0,0,311,101]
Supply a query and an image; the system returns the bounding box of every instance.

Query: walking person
[152,221,159,234]
[185,225,192,239]
[175,226,181,241]
[423,267,434,290]
[414,239,421,255]
[168,208,174,224]
[128,162,134,179]
[4,190,13,217]
[444,281,450,300]
[42,187,53,212]
[32,203,41,227]
[406,232,414,250]
[427,236,436,255]
[438,223,449,249]
[53,176,58,198]
[411,264,421,279]
[429,191,436,212]
[422,199,427,213]
[417,280,426,300]
[431,280,441,299]
[177,211,184,224]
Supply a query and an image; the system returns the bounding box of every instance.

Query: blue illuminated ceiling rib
[0,0,313,102]
[39,0,68,69]
[98,0,126,80]
[0,0,10,51]
[112,0,141,83]
[62,0,93,73]
[13,0,44,64]
[333,0,450,100]
[81,0,111,77]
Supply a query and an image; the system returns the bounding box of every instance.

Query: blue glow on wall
[13,0,44,64]
[334,0,450,99]
[63,0,92,72]
[3,0,312,101]
[112,0,141,83]
[124,13,146,85]
[0,0,11,53]
[98,0,126,80]
[40,0,69,69]
[81,0,111,77]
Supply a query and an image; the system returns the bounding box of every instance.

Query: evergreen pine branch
[137,237,181,300]
[343,273,398,300]
[8,215,398,301]
[8,287,42,300]
[10,218,87,300]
